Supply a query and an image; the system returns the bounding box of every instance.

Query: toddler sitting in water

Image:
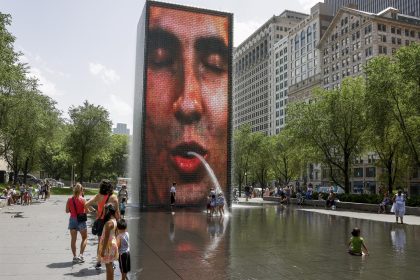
[348,228,369,256]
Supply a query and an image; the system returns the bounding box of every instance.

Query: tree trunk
[344,153,350,193]
[23,157,29,184]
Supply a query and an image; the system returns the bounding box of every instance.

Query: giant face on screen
[143,2,231,206]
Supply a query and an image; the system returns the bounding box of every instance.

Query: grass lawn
[51,187,99,196]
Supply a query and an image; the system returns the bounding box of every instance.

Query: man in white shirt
[170,182,176,212]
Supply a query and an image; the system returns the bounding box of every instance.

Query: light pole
[245,171,248,186]
[71,164,76,187]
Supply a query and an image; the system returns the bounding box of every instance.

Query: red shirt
[67,196,86,218]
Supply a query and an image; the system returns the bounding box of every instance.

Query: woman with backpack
[65,183,87,263]
[85,179,120,270]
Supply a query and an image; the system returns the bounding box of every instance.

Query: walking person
[170,182,176,213]
[85,179,120,270]
[99,204,119,280]
[117,219,131,280]
[118,185,129,203]
[393,190,406,224]
[65,183,88,263]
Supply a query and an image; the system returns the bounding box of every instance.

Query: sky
[0,0,320,132]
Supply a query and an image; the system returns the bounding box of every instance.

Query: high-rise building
[287,3,334,105]
[272,37,289,134]
[113,123,130,135]
[319,6,420,90]
[233,11,307,135]
[324,0,420,18]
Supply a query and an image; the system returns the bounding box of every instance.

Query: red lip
[170,142,208,175]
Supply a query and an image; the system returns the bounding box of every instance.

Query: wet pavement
[0,195,118,280]
[1,196,420,279]
[130,204,420,280]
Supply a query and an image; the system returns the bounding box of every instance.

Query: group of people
[1,181,51,206]
[66,180,130,280]
[206,187,225,216]
[378,189,407,224]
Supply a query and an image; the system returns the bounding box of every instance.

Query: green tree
[39,123,71,180]
[249,133,272,190]
[287,77,367,193]
[269,131,301,186]
[233,124,259,195]
[66,101,112,183]
[1,84,61,183]
[365,44,420,169]
[88,134,129,181]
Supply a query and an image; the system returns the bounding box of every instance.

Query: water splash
[187,151,222,194]
[187,151,229,215]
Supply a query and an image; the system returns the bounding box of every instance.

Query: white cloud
[89,62,121,85]
[108,94,133,118]
[105,93,133,130]
[28,67,63,97]
[234,20,264,47]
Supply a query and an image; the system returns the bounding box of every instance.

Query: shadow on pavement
[47,261,74,268]
[64,268,103,277]
[3,211,26,218]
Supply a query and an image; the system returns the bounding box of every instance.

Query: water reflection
[391,227,406,253]
[131,205,420,280]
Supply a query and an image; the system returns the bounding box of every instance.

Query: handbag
[92,194,110,236]
[72,197,87,223]
[390,202,395,213]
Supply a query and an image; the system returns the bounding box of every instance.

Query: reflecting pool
[128,205,420,280]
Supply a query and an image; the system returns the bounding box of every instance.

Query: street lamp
[71,164,76,187]
[245,171,248,186]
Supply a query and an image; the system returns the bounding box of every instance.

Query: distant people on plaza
[210,192,217,216]
[273,186,278,197]
[280,193,288,205]
[378,192,391,214]
[318,192,324,201]
[119,198,127,219]
[264,187,270,197]
[217,192,225,216]
[117,219,131,280]
[244,185,250,201]
[36,182,42,200]
[348,228,369,256]
[326,190,336,209]
[284,186,291,204]
[392,190,406,224]
[296,190,304,206]
[19,184,25,205]
[306,183,313,200]
[99,204,119,280]
[65,183,87,263]
[118,185,129,203]
[27,185,33,205]
[170,182,176,213]
[85,179,120,270]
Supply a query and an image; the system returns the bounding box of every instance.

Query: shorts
[118,252,131,273]
[120,209,126,216]
[68,217,87,232]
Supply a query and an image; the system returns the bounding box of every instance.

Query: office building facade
[233,11,307,135]
[324,0,420,17]
[319,7,420,90]
[287,3,334,105]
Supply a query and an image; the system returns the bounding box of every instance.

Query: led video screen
[138,1,232,207]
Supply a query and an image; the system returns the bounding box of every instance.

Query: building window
[379,46,387,54]
[354,168,363,177]
[365,167,376,177]
[378,24,386,32]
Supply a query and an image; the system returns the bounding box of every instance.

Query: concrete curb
[263,197,420,216]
